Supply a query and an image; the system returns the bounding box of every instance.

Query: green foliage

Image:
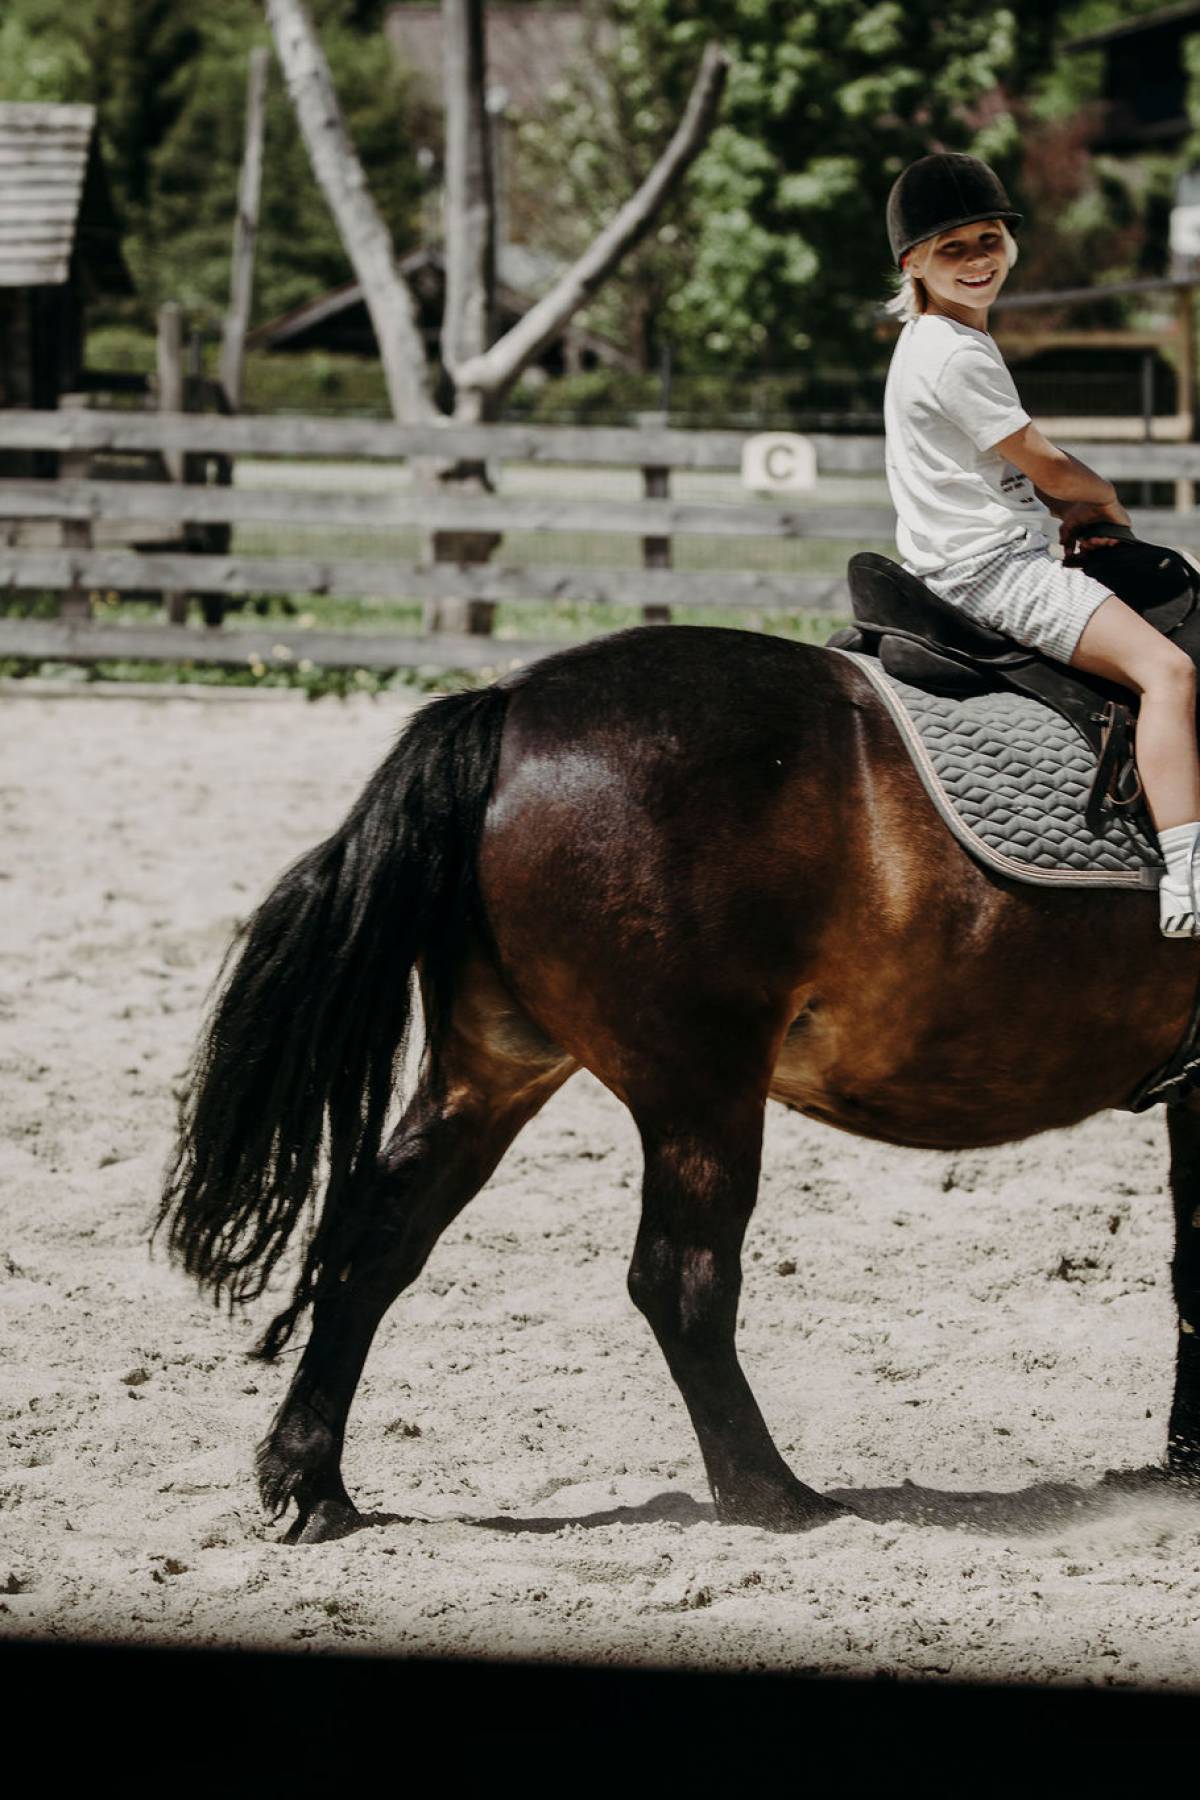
[1031,0,1168,123]
[0,1,436,332]
[1181,32,1200,182]
[90,0,204,213]
[517,0,1067,373]
[1013,0,1186,298]
[0,2,91,103]
[517,0,1195,375]
[84,325,395,412]
[5,0,1192,407]
[138,4,438,325]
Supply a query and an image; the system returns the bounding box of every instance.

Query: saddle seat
[830,529,1200,837]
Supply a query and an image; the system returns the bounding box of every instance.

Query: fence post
[58,478,92,626]
[424,515,502,634]
[57,399,92,623]
[420,433,501,635]
[157,302,189,625]
[636,409,672,624]
[1178,285,1196,513]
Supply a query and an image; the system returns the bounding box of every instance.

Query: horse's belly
[769,995,1130,1152]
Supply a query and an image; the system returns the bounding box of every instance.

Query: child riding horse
[883,152,1200,937]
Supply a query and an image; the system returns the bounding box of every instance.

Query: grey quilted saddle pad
[834,648,1162,890]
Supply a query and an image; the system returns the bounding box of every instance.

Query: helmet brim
[897,209,1022,268]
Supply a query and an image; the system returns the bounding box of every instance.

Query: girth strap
[1127,973,1200,1111]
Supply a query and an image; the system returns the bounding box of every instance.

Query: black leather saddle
[829,526,1200,837]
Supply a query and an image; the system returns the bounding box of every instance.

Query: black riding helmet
[887,152,1021,268]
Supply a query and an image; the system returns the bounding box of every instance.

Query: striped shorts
[919,540,1113,666]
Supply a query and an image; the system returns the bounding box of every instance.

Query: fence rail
[0,549,846,610]
[0,616,550,673]
[2,408,1198,674]
[0,475,900,541]
[3,407,1200,476]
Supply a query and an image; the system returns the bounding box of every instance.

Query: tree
[266,0,728,421]
[0,2,437,332]
[135,3,436,325]
[1017,0,1185,299]
[262,0,727,631]
[0,1,93,105]
[516,0,1074,375]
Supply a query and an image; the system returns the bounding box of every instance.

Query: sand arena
[2,684,1199,1682]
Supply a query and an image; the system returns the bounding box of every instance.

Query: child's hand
[1058,498,1131,558]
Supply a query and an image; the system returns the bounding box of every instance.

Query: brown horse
[157,625,1200,1543]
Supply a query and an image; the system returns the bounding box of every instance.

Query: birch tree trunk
[441,0,496,412]
[264,1,729,636]
[452,41,730,412]
[427,0,502,632]
[219,46,270,413]
[264,0,437,423]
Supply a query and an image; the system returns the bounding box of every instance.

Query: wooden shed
[1065,2,1200,152]
[0,101,133,416]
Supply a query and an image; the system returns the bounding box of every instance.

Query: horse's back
[479,625,1196,1144]
[499,625,860,747]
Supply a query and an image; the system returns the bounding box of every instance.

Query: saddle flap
[847,552,1026,664]
[879,635,991,697]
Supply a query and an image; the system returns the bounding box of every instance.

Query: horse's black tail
[155,683,511,1360]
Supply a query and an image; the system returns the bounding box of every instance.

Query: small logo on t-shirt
[1000,464,1037,507]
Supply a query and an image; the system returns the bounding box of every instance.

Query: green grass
[195,587,857,641]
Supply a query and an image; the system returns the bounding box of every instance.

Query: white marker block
[741,432,817,493]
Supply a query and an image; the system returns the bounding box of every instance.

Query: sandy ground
[2,681,1200,1687]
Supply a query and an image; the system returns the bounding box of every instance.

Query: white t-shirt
[883,313,1053,575]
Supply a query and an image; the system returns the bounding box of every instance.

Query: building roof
[0,101,132,293]
[1065,1,1200,53]
[386,4,607,115]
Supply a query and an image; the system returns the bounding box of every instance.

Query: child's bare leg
[1071,595,1200,829]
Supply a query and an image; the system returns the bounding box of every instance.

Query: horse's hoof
[717,1483,854,1533]
[775,1493,856,1533]
[283,1497,364,1545]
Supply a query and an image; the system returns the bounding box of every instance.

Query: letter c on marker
[740,432,816,493]
[764,442,796,481]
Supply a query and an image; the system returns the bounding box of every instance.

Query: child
[883,152,1200,937]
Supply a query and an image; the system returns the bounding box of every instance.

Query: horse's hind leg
[1166,1101,1200,1480]
[628,1096,849,1531]
[257,984,572,1544]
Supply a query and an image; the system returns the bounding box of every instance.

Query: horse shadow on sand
[474,1469,1199,1537]
[335,1467,1200,1542]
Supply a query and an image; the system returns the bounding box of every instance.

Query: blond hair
[885,221,1019,323]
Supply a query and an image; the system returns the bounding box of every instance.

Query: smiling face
[908,219,1011,325]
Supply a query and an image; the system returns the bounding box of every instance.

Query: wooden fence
[2,409,1200,673]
